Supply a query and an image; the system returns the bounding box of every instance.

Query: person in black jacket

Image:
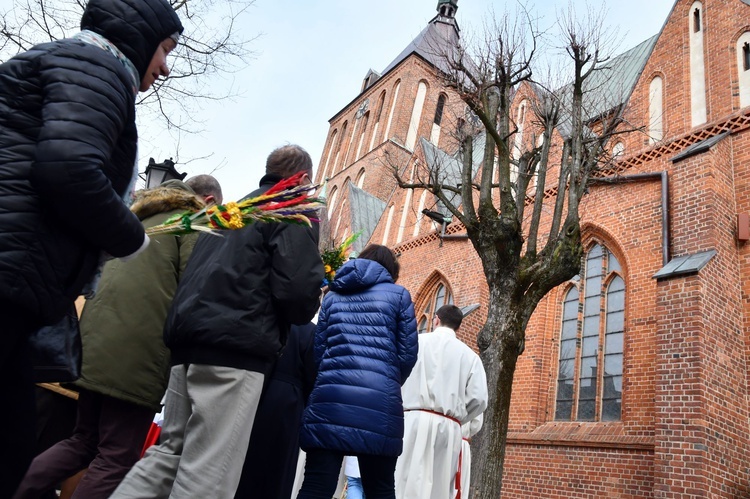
[234,321,318,499]
[111,144,325,499]
[0,0,183,496]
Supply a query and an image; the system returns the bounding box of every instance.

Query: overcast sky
[138,0,676,201]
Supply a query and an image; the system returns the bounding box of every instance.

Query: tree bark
[472,334,520,498]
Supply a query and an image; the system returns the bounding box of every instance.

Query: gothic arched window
[689,1,706,126]
[555,243,625,422]
[320,129,338,181]
[406,81,428,150]
[327,186,338,220]
[417,281,454,334]
[737,33,750,108]
[356,168,366,188]
[383,80,401,143]
[332,121,348,174]
[355,112,370,161]
[648,76,664,143]
[430,94,447,144]
[369,91,387,152]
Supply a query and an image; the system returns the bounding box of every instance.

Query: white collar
[431,326,456,337]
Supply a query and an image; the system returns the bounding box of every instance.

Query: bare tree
[0,0,257,136]
[389,3,639,498]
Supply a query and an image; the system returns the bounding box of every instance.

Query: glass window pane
[556,377,574,421]
[435,285,446,309]
[607,289,625,312]
[584,296,601,315]
[604,332,624,355]
[560,339,577,361]
[582,316,600,336]
[606,311,624,334]
[558,359,575,380]
[555,400,573,421]
[586,258,603,280]
[602,373,622,421]
[589,244,603,259]
[601,397,621,421]
[608,251,621,273]
[557,379,574,400]
[582,336,598,357]
[608,275,624,293]
[577,398,596,421]
[563,298,579,319]
[418,317,427,334]
[562,319,578,339]
[580,356,597,379]
[604,354,623,376]
[584,276,602,297]
[603,374,622,399]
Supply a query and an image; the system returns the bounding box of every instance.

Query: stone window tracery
[555,243,624,422]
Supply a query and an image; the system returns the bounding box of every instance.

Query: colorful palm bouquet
[146,172,324,236]
[321,232,361,286]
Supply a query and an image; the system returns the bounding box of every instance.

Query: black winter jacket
[164,174,325,374]
[0,0,183,326]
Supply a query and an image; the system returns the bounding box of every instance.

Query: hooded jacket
[300,258,418,457]
[74,181,204,412]
[164,174,325,374]
[0,0,183,326]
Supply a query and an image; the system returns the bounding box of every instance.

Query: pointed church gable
[346,181,387,253]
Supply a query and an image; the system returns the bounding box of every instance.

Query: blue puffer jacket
[300,258,418,457]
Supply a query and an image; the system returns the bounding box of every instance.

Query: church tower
[436,0,458,19]
[313,0,465,255]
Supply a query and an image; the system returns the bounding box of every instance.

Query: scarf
[73,30,139,96]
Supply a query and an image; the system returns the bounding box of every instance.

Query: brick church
[312,0,750,496]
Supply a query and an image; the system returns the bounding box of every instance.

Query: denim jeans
[346,476,365,499]
[298,450,396,499]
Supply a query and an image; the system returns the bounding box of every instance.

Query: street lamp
[143,158,186,189]
[422,209,453,247]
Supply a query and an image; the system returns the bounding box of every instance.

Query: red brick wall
[503,444,654,498]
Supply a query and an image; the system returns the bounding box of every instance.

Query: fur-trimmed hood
[130,180,205,221]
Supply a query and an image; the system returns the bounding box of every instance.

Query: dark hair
[185,174,223,204]
[436,304,463,331]
[358,244,400,282]
[266,144,313,178]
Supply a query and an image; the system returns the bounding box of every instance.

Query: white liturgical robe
[395,327,488,499]
[455,414,483,499]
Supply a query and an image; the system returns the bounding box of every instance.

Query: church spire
[436,0,458,19]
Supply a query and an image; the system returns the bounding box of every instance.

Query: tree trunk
[471,295,522,499]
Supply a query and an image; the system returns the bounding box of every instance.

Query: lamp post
[143,158,186,189]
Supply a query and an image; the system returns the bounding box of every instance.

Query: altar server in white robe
[395,305,488,499]
[456,414,483,499]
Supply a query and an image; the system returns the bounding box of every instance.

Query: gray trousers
[111,364,264,499]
